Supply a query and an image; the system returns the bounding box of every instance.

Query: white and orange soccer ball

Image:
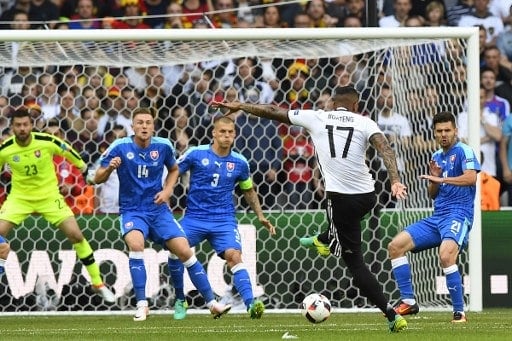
[300,293,331,324]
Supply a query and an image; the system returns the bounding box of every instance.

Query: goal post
[0,27,481,313]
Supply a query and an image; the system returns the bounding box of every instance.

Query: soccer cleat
[451,311,467,323]
[393,300,419,316]
[133,305,150,322]
[92,283,116,303]
[388,314,407,333]
[248,299,265,319]
[299,235,330,257]
[173,299,188,320]
[210,302,232,319]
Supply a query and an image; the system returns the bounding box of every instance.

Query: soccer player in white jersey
[93,107,231,321]
[168,116,275,320]
[212,86,408,333]
[387,112,480,323]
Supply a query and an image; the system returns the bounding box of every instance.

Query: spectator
[104,0,151,29]
[424,1,447,26]
[97,86,129,138]
[29,0,60,29]
[379,0,412,27]
[458,86,502,177]
[73,108,103,167]
[342,13,363,27]
[181,0,213,25]
[458,0,504,44]
[280,126,318,210]
[163,1,191,29]
[481,66,510,122]
[0,1,31,30]
[341,0,366,26]
[233,111,283,210]
[223,57,274,104]
[274,61,313,110]
[143,0,170,28]
[24,97,45,131]
[259,5,287,28]
[305,0,337,27]
[481,45,512,106]
[68,0,101,29]
[212,0,238,28]
[292,11,312,27]
[92,125,127,214]
[489,0,512,29]
[37,73,60,121]
[446,0,473,26]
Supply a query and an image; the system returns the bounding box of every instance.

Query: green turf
[0,310,510,341]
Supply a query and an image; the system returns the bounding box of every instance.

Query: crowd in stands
[0,0,512,212]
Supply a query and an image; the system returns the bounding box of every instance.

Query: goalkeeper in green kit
[0,108,115,303]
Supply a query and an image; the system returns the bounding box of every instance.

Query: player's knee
[387,233,411,259]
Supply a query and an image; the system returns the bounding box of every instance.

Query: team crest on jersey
[127,152,134,160]
[150,151,159,160]
[227,162,235,172]
[12,155,19,162]
[34,150,41,158]
[202,158,209,166]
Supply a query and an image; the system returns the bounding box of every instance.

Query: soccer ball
[300,293,331,324]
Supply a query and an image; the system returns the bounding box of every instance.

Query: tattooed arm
[211,102,291,125]
[242,187,276,235]
[369,132,407,199]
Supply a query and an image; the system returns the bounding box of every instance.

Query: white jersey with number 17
[288,108,383,194]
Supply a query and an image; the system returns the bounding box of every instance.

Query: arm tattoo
[370,133,401,184]
[243,187,265,217]
[239,103,291,124]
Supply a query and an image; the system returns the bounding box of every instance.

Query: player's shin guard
[391,256,415,300]
[444,264,464,312]
[129,252,147,302]
[168,254,185,301]
[231,263,253,308]
[183,255,215,303]
[73,239,102,286]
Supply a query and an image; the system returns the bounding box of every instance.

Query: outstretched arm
[211,101,291,124]
[369,132,407,199]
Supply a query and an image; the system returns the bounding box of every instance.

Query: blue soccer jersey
[178,144,251,219]
[99,136,177,213]
[431,141,481,216]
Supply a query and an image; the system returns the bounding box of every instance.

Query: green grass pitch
[0,310,511,341]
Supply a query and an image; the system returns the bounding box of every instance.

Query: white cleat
[92,283,116,303]
[133,305,150,322]
[210,302,232,319]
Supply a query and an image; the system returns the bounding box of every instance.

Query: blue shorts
[120,205,186,247]
[406,211,472,252]
[179,215,241,258]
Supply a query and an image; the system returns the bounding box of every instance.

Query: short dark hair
[11,108,31,122]
[432,111,456,128]
[333,85,359,97]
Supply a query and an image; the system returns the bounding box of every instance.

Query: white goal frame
[1,27,481,312]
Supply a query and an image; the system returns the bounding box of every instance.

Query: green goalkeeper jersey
[0,132,85,201]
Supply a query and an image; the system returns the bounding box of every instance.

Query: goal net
[0,27,480,314]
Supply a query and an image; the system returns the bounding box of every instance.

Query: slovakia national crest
[150,150,159,160]
[450,154,456,163]
[34,150,41,158]
[227,162,235,172]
